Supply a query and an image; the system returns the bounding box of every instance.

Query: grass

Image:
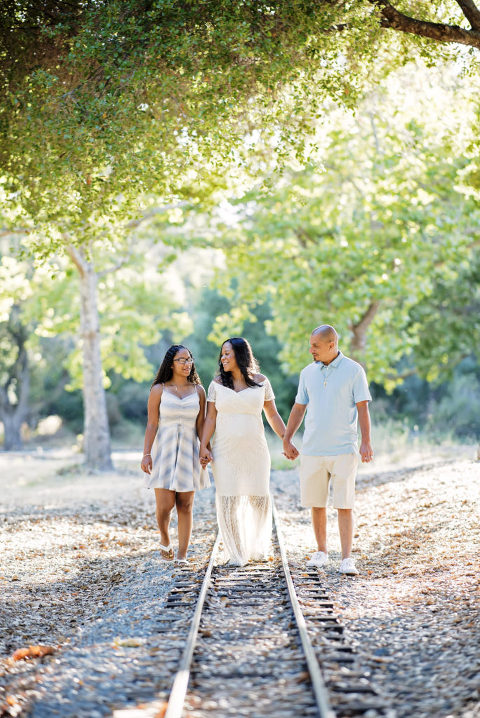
[267,419,477,473]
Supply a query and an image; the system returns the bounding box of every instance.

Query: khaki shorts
[300,454,359,509]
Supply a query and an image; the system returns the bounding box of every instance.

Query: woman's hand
[141,455,152,474]
[200,447,213,468]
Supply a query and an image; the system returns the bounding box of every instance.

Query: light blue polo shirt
[295,351,372,456]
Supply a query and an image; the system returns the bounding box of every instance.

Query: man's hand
[283,438,299,460]
[357,402,373,463]
[282,403,306,461]
[359,441,373,463]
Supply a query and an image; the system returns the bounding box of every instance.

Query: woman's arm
[263,399,286,440]
[195,385,207,440]
[196,386,213,453]
[200,401,217,465]
[141,385,162,474]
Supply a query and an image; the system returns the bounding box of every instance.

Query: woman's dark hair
[152,345,200,387]
[218,337,261,389]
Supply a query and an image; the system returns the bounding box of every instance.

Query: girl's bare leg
[175,491,195,560]
[154,489,176,556]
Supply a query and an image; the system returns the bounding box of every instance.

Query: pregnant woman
[200,337,286,566]
[141,345,209,563]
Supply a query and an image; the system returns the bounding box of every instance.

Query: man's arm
[357,401,373,462]
[282,403,307,460]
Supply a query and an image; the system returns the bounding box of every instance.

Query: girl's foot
[159,543,174,560]
[175,554,188,565]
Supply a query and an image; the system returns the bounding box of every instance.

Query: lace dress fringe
[216,494,272,566]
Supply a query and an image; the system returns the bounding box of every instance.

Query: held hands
[200,446,213,469]
[141,455,152,474]
[360,441,374,463]
[282,438,299,461]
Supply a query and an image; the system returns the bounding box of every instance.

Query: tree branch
[66,244,87,277]
[352,300,380,335]
[124,201,190,230]
[385,367,418,382]
[371,0,480,49]
[97,249,134,277]
[455,0,480,31]
[16,346,30,414]
[0,227,29,237]
[350,300,380,356]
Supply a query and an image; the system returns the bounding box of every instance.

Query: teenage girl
[141,345,209,563]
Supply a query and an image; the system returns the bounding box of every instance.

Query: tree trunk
[67,245,113,471]
[0,306,30,450]
[2,411,25,450]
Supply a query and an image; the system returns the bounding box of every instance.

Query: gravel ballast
[0,449,478,717]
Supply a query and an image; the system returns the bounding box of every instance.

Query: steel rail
[273,499,335,718]
[165,505,335,718]
[164,532,221,718]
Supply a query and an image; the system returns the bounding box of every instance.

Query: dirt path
[0,449,479,717]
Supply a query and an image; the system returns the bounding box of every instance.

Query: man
[283,325,373,575]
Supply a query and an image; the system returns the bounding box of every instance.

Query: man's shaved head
[311,325,338,344]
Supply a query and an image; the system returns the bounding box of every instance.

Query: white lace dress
[207,378,274,565]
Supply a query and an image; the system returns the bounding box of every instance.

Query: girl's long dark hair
[218,337,261,390]
[152,345,200,387]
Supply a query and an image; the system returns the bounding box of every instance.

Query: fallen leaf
[12,645,55,661]
[113,637,145,648]
[154,703,168,718]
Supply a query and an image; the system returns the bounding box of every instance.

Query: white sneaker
[307,551,329,568]
[339,557,358,575]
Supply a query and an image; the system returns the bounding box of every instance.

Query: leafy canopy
[2,1,479,257]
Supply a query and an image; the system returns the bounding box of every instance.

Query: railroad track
[155,500,391,718]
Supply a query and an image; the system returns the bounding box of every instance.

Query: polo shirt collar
[317,351,344,369]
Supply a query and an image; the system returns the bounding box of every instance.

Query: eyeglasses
[174,357,194,365]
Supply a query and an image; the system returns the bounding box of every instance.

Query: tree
[0,254,74,448]
[65,244,113,469]
[207,62,480,387]
[409,251,480,382]
[61,237,191,470]
[0,240,190,465]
